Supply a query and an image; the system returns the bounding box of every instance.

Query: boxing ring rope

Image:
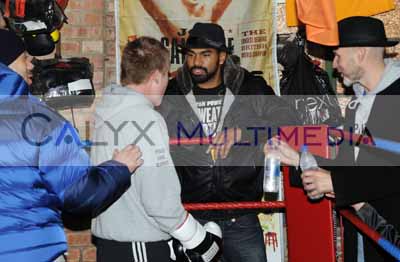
[172,136,400,261]
[329,128,400,154]
[170,137,212,145]
[331,130,400,259]
[183,201,285,211]
[340,210,400,260]
[182,202,400,261]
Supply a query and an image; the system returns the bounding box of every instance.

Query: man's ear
[149,70,161,85]
[219,51,227,65]
[356,47,367,63]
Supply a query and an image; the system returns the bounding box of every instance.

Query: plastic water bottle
[263,145,281,193]
[299,145,324,200]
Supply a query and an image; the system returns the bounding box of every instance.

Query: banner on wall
[260,175,286,262]
[260,212,286,261]
[115,0,279,93]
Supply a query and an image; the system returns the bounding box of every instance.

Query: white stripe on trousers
[141,242,148,262]
[132,242,147,262]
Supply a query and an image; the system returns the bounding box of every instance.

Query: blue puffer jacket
[0,63,133,262]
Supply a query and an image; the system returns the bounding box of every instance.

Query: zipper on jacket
[210,147,216,166]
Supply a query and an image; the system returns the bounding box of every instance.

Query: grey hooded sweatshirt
[91,84,186,242]
[351,59,400,160]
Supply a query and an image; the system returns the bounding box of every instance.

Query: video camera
[1,0,96,110]
[0,0,67,56]
[30,57,95,110]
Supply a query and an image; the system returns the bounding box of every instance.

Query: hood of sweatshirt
[94,84,153,128]
[353,59,400,96]
[351,59,400,159]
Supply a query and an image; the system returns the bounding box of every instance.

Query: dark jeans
[199,213,267,262]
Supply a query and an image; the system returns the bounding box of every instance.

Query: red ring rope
[183,201,285,211]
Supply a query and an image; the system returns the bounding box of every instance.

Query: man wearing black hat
[0,29,34,85]
[0,28,143,262]
[160,22,296,262]
[266,16,400,262]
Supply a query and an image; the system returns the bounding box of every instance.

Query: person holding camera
[0,28,143,262]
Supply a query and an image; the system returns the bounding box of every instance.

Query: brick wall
[65,227,96,262]
[60,0,108,260]
[60,0,118,259]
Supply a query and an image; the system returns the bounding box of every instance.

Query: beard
[340,57,364,87]
[341,65,364,87]
[342,77,354,87]
[189,66,218,84]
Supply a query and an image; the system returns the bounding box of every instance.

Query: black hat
[337,16,399,47]
[0,29,26,66]
[182,23,230,52]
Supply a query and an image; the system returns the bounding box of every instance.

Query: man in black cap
[0,28,143,262]
[265,16,400,262]
[160,22,296,262]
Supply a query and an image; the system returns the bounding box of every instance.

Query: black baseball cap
[181,23,230,53]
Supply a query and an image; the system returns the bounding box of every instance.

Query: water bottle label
[263,157,280,193]
[265,157,280,175]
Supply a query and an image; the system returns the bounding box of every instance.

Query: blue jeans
[199,213,267,262]
[357,233,365,262]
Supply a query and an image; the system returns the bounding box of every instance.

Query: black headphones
[1,0,66,56]
[24,31,57,56]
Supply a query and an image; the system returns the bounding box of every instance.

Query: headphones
[0,0,66,56]
[24,29,60,56]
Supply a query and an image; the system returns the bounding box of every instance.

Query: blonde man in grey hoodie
[91,36,222,262]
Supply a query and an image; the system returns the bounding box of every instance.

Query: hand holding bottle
[263,137,299,167]
[299,146,335,200]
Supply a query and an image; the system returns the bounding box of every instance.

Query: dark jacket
[356,203,400,248]
[159,56,297,220]
[287,61,400,261]
[330,77,400,262]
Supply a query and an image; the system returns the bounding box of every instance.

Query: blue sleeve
[62,160,132,217]
[38,121,132,216]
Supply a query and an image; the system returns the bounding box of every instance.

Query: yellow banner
[117,0,277,91]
